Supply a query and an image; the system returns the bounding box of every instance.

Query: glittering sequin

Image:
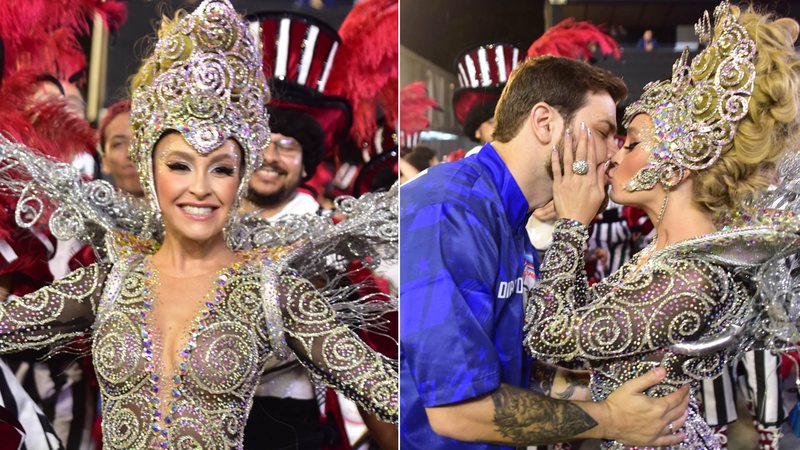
[0,247,397,449]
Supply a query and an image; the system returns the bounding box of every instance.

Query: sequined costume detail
[0,246,397,449]
[522,219,787,449]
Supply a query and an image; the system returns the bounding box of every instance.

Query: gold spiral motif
[579,306,633,353]
[93,312,144,391]
[227,277,261,319]
[189,321,257,394]
[691,45,717,81]
[155,69,189,107]
[170,417,226,450]
[320,327,370,371]
[720,92,750,122]
[185,92,224,121]
[195,3,238,52]
[103,396,150,449]
[690,82,718,120]
[158,34,191,65]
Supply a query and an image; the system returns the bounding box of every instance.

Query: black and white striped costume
[0,359,62,450]
[588,202,634,278]
[699,349,787,426]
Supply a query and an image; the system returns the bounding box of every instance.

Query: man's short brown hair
[492,56,627,143]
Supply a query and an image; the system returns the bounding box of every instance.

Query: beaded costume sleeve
[279,274,398,423]
[0,263,110,353]
[523,219,735,363]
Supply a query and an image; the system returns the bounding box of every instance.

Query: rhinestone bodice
[0,250,398,449]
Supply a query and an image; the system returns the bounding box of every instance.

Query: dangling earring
[625,166,661,192]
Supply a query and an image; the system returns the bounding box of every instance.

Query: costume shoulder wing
[228,184,398,276]
[0,136,156,255]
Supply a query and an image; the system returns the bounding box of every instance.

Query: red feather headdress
[399,81,439,137]
[327,0,398,155]
[527,18,621,61]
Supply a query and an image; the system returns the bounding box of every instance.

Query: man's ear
[529,103,559,145]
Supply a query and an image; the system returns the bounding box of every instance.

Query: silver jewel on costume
[571,160,589,176]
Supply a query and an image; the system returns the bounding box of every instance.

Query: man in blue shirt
[401,56,691,450]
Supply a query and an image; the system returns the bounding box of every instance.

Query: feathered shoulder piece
[229,184,398,277]
[668,153,800,358]
[0,136,155,253]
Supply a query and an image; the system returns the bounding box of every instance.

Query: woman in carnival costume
[0,0,397,448]
[524,2,800,449]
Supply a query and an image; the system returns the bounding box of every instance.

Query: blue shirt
[400,143,540,450]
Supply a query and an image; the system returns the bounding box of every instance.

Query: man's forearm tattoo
[556,371,589,400]
[529,360,557,396]
[491,384,597,445]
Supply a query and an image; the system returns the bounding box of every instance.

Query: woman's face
[153,133,242,244]
[608,114,657,206]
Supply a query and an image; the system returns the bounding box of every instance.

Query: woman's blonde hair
[130,11,187,95]
[693,5,800,214]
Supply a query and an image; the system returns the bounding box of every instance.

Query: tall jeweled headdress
[622,1,756,191]
[129,0,269,226]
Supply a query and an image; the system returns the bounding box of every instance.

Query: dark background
[401,0,800,75]
[103,0,355,106]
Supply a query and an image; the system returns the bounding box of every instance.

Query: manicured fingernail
[580,121,585,131]
[552,146,557,153]
[587,128,592,137]
[565,127,571,136]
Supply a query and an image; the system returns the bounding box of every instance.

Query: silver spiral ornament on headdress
[129,0,270,235]
[622,0,756,192]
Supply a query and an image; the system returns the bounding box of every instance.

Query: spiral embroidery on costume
[170,417,226,450]
[219,412,240,437]
[682,353,725,380]
[120,267,147,302]
[168,416,229,450]
[93,313,144,391]
[103,396,150,449]
[319,327,369,371]
[189,322,257,394]
[285,278,337,324]
[664,305,705,344]
[579,305,635,355]
[227,275,261,319]
[537,314,578,357]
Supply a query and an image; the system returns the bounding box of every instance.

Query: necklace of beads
[139,257,240,448]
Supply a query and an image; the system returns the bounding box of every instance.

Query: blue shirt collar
[475,143,530,231]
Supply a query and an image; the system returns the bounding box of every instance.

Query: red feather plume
[400,81,439,135]
[327,0,398,154]
[527,18,621,61]
[0,0,127,81]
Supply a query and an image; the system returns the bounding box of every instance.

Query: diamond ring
[572,160,589,175]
